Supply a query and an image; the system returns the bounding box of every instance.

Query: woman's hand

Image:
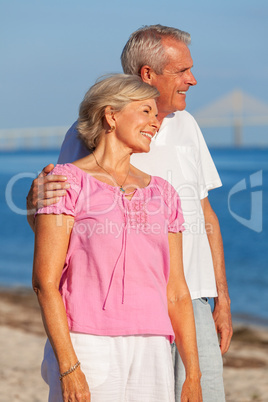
[180,376,203,402]
[61,367,91,401]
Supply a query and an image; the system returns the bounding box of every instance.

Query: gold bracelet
[59,361,81,381]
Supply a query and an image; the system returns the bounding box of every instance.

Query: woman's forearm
[33,214,91,400]
[168,293,201,379]
[168,291,202,400]
[34,282,91,400]
[167,231,202,397]
[32,214,78,372]
[34,283,78,372]
[167,232,200,377]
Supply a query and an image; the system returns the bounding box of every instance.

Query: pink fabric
[36,163,184,343]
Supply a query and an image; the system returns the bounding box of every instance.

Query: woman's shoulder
[129,165,177,195]
[151,175,174,190]
[52,162,79,176]
[151,176,179,203]
[51,163,83,189]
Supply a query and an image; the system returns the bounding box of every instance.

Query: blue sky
[1,0,268,129]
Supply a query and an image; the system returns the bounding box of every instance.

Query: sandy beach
[1,288,268,402]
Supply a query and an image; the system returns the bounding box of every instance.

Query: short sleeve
[162,180,185,233]
[35,164,81,218]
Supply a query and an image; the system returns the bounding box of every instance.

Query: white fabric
[57,110,222,299]
[41,334,175,402]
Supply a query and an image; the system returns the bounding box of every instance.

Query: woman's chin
[132,145,151,154]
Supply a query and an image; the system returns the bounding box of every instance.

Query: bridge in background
[1,90,268,150]
[0,125,69,151]
[193,89,268,147]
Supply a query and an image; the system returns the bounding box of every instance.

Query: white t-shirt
[58,110,222,299]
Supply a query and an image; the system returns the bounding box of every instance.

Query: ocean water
[0,148,267,325]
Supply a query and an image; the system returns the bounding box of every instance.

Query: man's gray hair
[121,24,191,76]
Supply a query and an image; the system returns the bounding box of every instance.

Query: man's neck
[157,110,177,126]
[157,111,169,126]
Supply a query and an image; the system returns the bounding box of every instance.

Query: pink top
[36,163,184,343]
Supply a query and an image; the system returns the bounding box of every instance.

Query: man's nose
[188,71,197,86]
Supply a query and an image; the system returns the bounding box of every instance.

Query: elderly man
[27,25,232,401]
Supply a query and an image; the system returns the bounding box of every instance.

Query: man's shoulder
[66,120,78,135]
[160,110,202,142]
[58,120,89,164]
[169,110,199,126]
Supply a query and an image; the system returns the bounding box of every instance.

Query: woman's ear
[104,106,116,130]
[140,65,155,84]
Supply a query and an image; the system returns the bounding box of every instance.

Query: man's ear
[140,65,156,84]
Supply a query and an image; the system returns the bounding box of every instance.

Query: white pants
[41,333,175,402]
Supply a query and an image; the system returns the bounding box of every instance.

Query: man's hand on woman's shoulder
[26,163,70,231]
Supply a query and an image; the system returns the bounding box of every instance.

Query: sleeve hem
[168,224,185,233]
[35,208,75,218]
[200,179,222,200]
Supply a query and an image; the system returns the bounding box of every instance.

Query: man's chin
[175,101,187,112]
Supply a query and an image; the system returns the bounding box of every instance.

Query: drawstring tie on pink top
[102,194,128,310]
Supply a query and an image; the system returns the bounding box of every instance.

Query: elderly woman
[33,74,202,402]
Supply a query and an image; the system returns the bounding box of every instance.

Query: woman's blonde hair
[77,74,159,151]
